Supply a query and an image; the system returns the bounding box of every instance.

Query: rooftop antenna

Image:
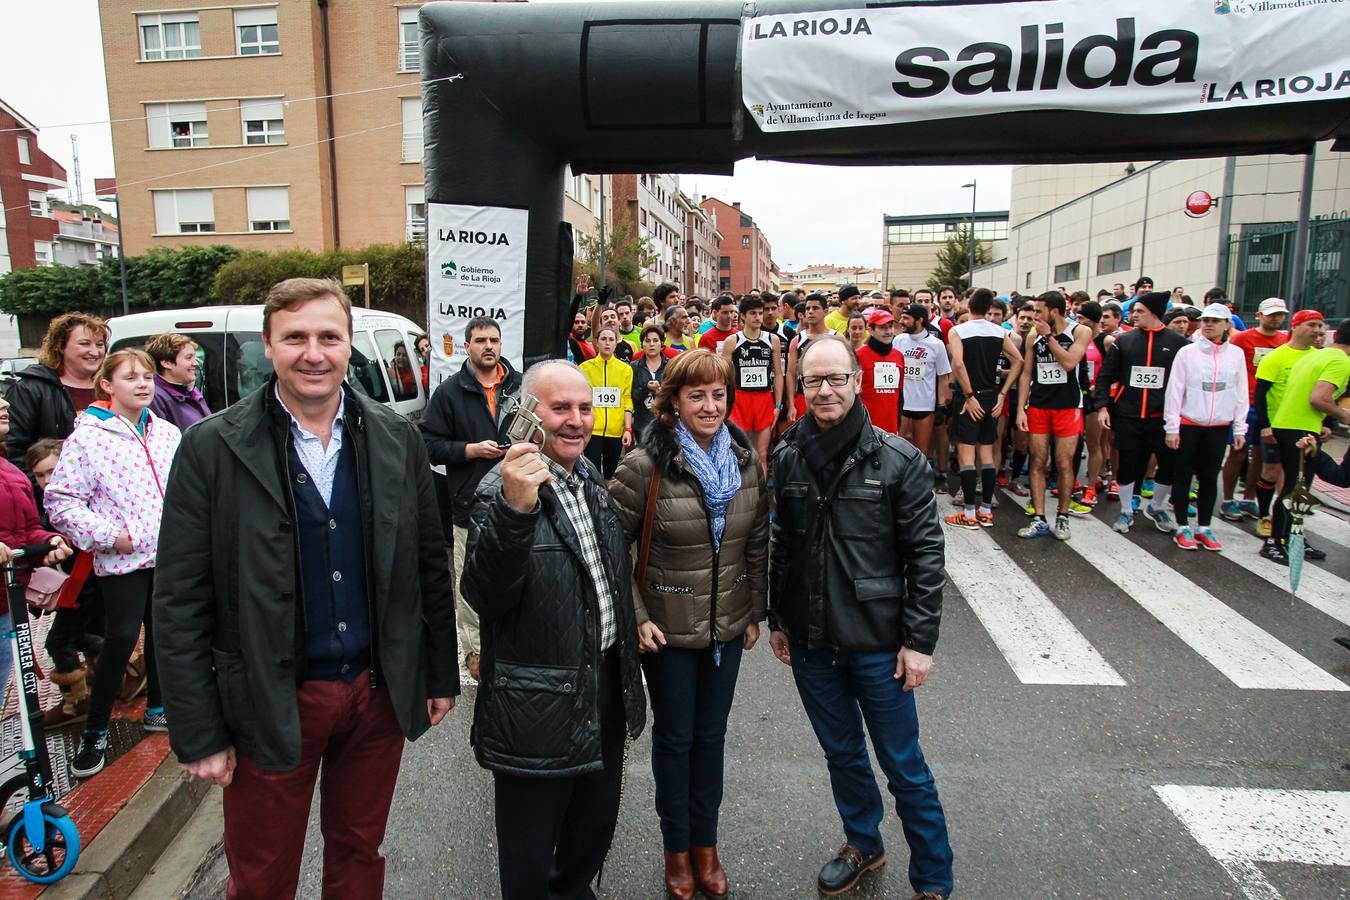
[70,134,83,205]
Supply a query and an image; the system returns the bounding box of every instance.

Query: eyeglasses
[800,372,858,390]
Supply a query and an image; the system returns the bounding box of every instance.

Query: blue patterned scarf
[674,420,741,550]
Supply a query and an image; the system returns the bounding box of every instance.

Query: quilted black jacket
[462,455,646,777]
[768,410,946,655]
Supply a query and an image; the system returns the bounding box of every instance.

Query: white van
[108,305,428,423]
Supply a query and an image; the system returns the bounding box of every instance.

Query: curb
[41,757,209,900]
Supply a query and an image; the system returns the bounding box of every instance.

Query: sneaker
[1112,513,1133,534]
[1018,518,1052,539]
[1141,478,1156,499]
[1237,499,1260,519]
[1107,480,1120,500]
[943,512,981,531]
[1079,486,1098,507]
[1145,504,1177,533]
[143,709,168,733]
[1024,503,1037,517]
[1009,479,1030,497]
[1054,515,1071,541]
[1256,517,1272,538]
[1304,542,1327,561]
[1066,500,1093,518]
[1259,539,1289,566]
[71,732,108,778]
[976,510,994,528]
[1195,528,1223,551]
[1219,500,1245,522]
[1174,526,1198,550]
[1131,493,1142,514]
[996,471,1010,487]
[934,478,949,495]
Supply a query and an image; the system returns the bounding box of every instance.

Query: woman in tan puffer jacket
[609,349,768,900]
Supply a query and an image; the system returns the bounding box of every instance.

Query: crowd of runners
[564,275,1350,562]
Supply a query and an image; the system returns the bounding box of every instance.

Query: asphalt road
[277,492,1350,899]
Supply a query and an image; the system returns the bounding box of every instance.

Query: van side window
[373,329,418,402]
[228,333,275,404]
[348,332,389,402]
[113,333,227,412]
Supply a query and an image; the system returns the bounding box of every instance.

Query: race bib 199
[739,365,769,389]
[592,386,621,408]
[874,362,901,391]
[1037,362,1068,385]
[1129,365,1165,388]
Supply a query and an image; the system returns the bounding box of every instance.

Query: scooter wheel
[6,811,80,884]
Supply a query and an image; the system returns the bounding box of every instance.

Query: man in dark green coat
[153,278,458,899]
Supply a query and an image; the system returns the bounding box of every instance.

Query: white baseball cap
[1258,297,1289,315]
[1200,303,1232,320]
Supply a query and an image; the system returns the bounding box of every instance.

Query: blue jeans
[790,642,954,896]
[641,638,744,851]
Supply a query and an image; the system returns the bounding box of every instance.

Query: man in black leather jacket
[462,359,646,900]
[768,335,953,900]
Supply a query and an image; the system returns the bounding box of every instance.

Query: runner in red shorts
[1016,291,1092,541]
[724,294,782,478]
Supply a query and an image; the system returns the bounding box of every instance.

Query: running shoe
[934,478,949,495]
[1173,526,1198,551]
[1131,494,1142,514]
[1304,542,1327,561]
[1009,479,1030,497]
[1145,504,1177,533]
[996,472,1010,487]
[1066,500,1094,518]
[1259,538,1288,565]
[1107,480,1120,500]
[1112,513,1133,534]
[943,512,981,530]
[1195,528,1223,552]
[1237,500,1260,519]
[1141,478,1156,499]
[143,709,168,733]
[976,510,994,528]
[1219,500,1245,522]
[1079,486,1098,507]
[1018,517,1052,539]
[1024,503,1037,517]
[1053,515,1071,541]
[1256,516,1272,538]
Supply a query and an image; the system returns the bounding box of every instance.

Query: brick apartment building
[701,196,776,295]
[98,0,553,257]
[610,173,687,289]
[0,98,68,273]
[680,194,721,300]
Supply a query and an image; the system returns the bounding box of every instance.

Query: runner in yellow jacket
[579,326,634,478]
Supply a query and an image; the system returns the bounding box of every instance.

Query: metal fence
[1224,218,1349,320]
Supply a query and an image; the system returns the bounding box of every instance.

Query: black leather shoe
[817,844,885,896]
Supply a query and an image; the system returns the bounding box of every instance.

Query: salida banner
[426,203,528,385]
[741,0,1350,132]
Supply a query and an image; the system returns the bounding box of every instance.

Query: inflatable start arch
[417,0,1350,380]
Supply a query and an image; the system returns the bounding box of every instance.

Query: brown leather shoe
[663,850,696,900]
[690,845,728,899]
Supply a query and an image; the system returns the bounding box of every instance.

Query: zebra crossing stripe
[1067,515,1348,691]
[942,523,1126,686]
[1153,784,1350,900]
[1205,518,1350,627]
[1304,507,1350,551]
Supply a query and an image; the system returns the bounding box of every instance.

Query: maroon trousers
[222,675,405,900]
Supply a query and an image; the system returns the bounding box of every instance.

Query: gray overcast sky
[2,2,1010,268]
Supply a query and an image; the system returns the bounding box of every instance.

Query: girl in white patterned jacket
[46,349,181,778]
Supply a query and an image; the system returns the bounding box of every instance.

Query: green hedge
[0,243,429,327]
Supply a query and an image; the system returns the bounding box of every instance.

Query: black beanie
[838,284,861,302]
[1138,291,1169,321]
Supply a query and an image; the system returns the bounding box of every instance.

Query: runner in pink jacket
[1162,304,1248,551]
[43,349,181,778]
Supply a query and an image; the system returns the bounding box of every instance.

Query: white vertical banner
[426,203,529,386]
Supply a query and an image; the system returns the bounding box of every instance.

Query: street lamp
[96,179,129,317]
[962,180,977,290]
